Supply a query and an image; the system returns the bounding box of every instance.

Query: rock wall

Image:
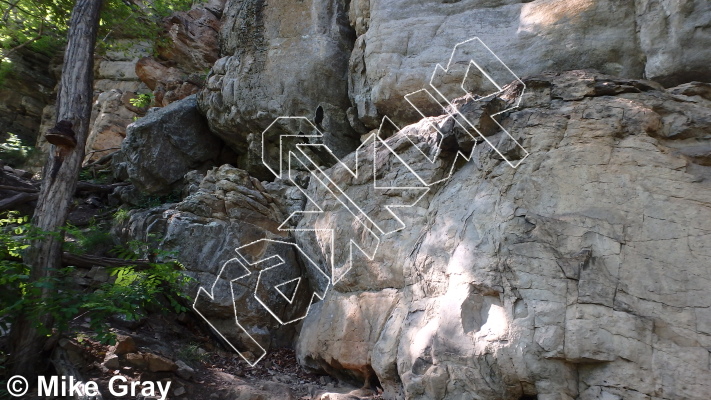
[105,1,711,398]
[293,71,711,399]
[197,0,360,178]
[113,164,313,360]
[347,0,711,130]
[30,40,152,170]
[0,48,57,146]
[145,0,711,397]
[194,0,711,177]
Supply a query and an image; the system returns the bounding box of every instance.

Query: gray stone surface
[112,165,315,357]
[636,0,711,86]
[113,95,224,194]
[0,47,57,146]
[294,71,711,400]
[345,0,711,131]
[197,0,360,178]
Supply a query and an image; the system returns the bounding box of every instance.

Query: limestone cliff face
[195,0,711,174]
[0,48,57,146]
[108,1,711,398]
[347,0,711,130]
[197,0,360,178]
[294,71,711,400]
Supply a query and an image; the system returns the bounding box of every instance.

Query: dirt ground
[33,312,383,400]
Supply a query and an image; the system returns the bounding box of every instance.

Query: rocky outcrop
[113,165,315,360]
[158,3,223,73]
[197,0,360,178]
[346,0,711,130]
[84,89,140,162]
[0,47,58,145]
[293,70,711,399]
[26,40,151,170]
[135,0,225,107]
[112,95,226,194]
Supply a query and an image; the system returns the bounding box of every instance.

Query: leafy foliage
[62,221,115,255]
[176,342,210,367]
[78,167,112,184]
[129,92,154,108]
[0,211,193,345]
[0,0,200,87]
[113,207,130,224]
[0,133,35,167]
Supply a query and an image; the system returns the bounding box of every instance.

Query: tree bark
[8,0,104,378]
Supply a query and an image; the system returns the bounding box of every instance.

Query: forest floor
[37,309,383,400]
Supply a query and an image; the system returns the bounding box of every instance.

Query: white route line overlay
[193,239,329,367]
[426,37,528,169]
[194,36,527,367]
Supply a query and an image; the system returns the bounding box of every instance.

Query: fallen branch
[75,181,130,193]
[0,184,38,193]
[0,181,129,196]
[62,252,154,270]
[5,252,165,271]
[0,192,39,210]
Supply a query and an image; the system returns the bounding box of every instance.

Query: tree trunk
[8,0,104,378]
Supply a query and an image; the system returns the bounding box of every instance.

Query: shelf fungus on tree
[46,120,77,148]
[46,120,77,180]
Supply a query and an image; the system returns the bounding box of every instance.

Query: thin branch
[0,192,39,210]
[1,0,20,22]
[84,147,120,158]
[82,151,117,168]
[0,0,43,20]
[3,20,43,58]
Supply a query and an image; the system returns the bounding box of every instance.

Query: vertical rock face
[636,0,711,86]
[0,48,57,145]
[113,164,311,356]
[197,0,360,177]
[345,0,711,130]
[294,71,711,399]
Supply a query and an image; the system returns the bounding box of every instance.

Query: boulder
[102,354,120,370]
[294,70,711,399]
[144,353,178,372]
[125,352,147,369]
[175,360,195,380]
[112,334,137,355]
[112,165,317,362]
[113,95,225,194]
